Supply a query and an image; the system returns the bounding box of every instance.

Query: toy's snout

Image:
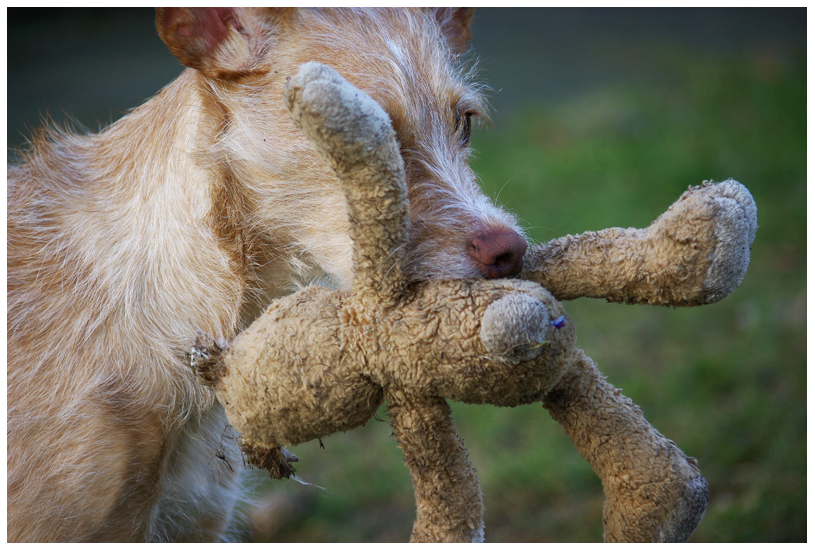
[480,294,550,365]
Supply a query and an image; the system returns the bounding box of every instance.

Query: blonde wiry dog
[7,8,528,542]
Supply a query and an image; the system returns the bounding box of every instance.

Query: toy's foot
[656,474,709,542]
[603,461,709,542]
[655,179,757,304]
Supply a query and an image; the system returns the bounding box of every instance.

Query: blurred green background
[7,8,806,542]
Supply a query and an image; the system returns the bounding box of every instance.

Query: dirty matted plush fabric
[188,61,756,542]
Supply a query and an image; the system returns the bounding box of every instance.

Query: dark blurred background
[7,8,806,542]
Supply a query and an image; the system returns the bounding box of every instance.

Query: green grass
[248,44,806,542]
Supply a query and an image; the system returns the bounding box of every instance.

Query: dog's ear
[431,7,475,55]
[156,7,293,79]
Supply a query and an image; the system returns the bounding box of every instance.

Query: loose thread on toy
[489,340,550,363]
[528,341,550,350]
[290,475,327,491]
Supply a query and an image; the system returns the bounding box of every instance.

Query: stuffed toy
[187,62,757,543]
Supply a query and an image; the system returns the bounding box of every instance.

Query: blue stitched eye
[550,316,566,329]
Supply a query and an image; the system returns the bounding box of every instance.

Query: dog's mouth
[403,172,528,281]
[402,221,528,282]
[468,226,527,279]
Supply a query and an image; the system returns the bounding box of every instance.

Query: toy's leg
[386,389,484,542]
[521,180,757,306]
[542,351,709,542]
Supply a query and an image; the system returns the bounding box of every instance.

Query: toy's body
[189,62,756,542]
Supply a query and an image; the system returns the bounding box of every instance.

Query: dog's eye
[455,111,473,145]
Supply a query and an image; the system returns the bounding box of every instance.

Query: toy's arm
[521,180,757,306]
[542,350,709,542]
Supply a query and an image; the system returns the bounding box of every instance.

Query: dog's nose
[470,227,528,279]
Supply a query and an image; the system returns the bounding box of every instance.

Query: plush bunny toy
[187,62,757,543]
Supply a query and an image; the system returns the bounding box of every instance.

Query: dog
[7,8,527,542]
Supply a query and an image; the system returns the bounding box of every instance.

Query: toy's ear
[156,7,293,79]
[430,7,475,55]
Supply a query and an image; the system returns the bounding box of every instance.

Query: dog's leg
[7,388,169,542]
[151,405,244,542]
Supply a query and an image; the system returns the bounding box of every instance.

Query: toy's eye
[455,111,473,145]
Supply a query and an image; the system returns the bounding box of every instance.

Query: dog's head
[157,8,526,289]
